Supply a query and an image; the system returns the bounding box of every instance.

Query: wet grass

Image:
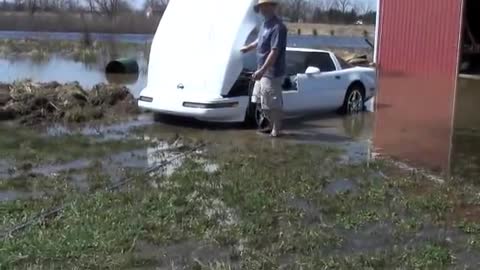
[0,125,147,164]
[1,127,480,269]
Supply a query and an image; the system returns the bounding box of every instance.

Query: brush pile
[0,80,139,125]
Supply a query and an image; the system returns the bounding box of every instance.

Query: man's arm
[258,49,278,72]
[241,39,258,53]
[253,25,286,80]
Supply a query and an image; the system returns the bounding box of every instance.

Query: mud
[0,80,139,125]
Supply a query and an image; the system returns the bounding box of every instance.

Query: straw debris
[0,80,139,125]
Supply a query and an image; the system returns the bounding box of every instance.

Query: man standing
[241,0,287,137]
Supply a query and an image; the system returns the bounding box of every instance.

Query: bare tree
[354,1,373,15]
[336,0,351,13]
[84,0,131,18]
[143,0,168,17]
[25,0,39,14]
[282,0,308,22]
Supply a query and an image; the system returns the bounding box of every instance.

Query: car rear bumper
[137,90,249,123]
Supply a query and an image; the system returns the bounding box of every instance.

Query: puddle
[70,173,89,192]
[0,139,191,201]
[324,178,359,195]
[133,240,236,269]
[0,160,15,179]
[0,190,44,202]
[337,222,396,254]
[286,196,324,225]
[46,114,154,141]
[31,159,91,176]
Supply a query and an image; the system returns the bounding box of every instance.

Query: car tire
[244,80,270,130]
[340,84,365,115]
[245,101,270,130]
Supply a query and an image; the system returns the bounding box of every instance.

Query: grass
[0,125,147,163]
[0,127,479,269]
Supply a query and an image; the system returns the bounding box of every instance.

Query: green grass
[0,129,479,269]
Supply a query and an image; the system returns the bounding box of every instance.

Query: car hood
[145,0,259,98]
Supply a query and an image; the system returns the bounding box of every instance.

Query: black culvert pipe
[105,58,139,74]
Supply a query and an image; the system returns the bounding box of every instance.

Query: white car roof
[286,47,332,54]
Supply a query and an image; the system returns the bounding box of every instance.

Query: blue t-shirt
[256,16,287,78]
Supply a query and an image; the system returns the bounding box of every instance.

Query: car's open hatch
[145,0,259,98]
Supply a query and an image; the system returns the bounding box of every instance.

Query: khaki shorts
[252,77,283,110]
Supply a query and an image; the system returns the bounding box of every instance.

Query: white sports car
[139,47,377,128]
[137,0,377,128]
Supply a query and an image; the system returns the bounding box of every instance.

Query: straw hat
[254,0,279,13]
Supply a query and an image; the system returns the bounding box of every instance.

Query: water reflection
[450,77,480,181]
[0,54,147,97]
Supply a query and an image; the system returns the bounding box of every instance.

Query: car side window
[306,52,336,72]
[285,51,308,76]
[336,55,353,69]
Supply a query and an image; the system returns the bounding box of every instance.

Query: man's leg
[253,80,272,133]
[269,78,284,137]
[270,109,283,137]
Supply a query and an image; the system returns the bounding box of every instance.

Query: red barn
[373,0,480,176]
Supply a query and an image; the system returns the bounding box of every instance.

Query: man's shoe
[258,126,272,133]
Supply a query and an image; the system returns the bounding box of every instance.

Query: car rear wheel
[341,85,365,115]
[246,101,270,130]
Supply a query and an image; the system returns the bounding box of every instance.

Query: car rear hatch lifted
[143,0,259,99]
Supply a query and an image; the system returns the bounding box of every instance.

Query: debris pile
[344,53,373,67]
[0,80,139,125]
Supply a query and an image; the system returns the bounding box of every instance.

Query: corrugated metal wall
[374,0,464,174]
[377,0,463,76]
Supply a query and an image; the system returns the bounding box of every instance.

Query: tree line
[1,0,375,25]
[280,0,376,24]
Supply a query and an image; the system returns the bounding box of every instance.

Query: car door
[281,51,309,115]
[296,52,346,113]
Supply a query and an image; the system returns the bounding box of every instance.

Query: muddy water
[0,110,375,202]
[451,76,480,181]
[146,111,375,162]
[0,45,148,97]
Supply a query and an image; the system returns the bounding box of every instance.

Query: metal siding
[374,0,464,174]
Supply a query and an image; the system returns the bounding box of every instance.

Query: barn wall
[374,0,464,174]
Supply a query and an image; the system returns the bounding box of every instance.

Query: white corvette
[137,0,377,128]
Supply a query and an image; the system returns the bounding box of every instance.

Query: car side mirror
[305,66,321,74]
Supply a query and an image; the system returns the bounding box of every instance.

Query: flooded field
[1,112,480,269]
[1,35,480,269]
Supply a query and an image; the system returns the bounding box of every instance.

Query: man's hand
[252,68,265,81]
[241,40,258,54]
[240,46,250,53]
